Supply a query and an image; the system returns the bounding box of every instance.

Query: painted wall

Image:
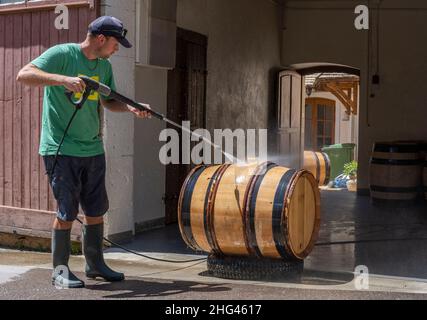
[282,0,427,190]
[177,0,282,131]
[101,0,136,241]
[134,66,168,228]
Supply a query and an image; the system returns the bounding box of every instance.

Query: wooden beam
[352,82,359,115]
[313,78,359,115]
[325,83,353,115]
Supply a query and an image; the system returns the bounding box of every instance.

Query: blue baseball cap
[88,16,132,48]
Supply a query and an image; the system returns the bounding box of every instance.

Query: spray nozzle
[65,76,112,109]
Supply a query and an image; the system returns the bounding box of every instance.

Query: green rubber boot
[83,223,125,282]
[51,229,85,289]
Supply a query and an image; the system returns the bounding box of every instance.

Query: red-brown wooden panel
[69,7,79,44]
[0,1,98,239]
[22,12,32,210]
[49,11,59,211]
[0,14,5,206]
[78,6,89,41]
[13,14,23,208]
[4,14,14,207]
[30,11,41,210]
[59,17,69,44]
[49,9,60,49]
[39,10,51,212]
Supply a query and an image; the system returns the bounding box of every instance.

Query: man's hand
[62,77,86,93]
[128,103,152,119]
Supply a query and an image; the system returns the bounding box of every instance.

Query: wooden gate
[0,0,98,246]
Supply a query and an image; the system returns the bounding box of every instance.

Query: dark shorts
[43,155,109,222]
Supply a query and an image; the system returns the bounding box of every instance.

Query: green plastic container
[321,143,356,181]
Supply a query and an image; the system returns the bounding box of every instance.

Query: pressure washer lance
[74,76,236,162]
[49,76,209,264]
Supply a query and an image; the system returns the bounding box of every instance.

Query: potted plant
[343,161,358,192]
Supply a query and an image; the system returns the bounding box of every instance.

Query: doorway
[276,66,360,180]
[303,72,360,162]
[165,28,207,224]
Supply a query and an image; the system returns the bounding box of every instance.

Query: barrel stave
[252,166,292,259]
[211,164,260,256]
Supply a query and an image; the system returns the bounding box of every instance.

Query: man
[16,16,150,289]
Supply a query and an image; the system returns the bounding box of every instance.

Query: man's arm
[16,63,86,93]
[101,98,152,119]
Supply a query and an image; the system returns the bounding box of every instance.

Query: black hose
[76,218,207,264]
[48,108,79,177]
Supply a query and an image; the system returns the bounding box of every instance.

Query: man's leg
[51,219,85,289]
[53,218,73,230]
[44,156,85,289]
[81,221,124,282]
[81,155,124,282]
[84,216,104,226]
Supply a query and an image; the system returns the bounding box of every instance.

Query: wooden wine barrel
[369,142,422,203]
[303,151,331,186]
[178,162,321,261]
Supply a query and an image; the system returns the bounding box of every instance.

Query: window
[305,98,336,151]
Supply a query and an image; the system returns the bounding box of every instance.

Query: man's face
[95,35,120,59]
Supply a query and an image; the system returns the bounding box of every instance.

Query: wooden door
[305,98,336,151]
[165,28,207,224]
[276,70,303,169]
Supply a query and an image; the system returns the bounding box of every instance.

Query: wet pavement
[1,267,427,300]
[308,190,427,279]
[1,189,427,300]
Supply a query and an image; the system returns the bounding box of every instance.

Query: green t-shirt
[32,43,116,157]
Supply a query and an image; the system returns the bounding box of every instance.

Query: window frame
[305,97,336,151]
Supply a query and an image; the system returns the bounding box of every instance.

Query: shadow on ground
[85,278,232,299]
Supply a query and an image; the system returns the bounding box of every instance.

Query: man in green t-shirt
[17,16,150,289]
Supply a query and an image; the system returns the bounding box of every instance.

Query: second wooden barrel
[303,151,331,186]
[178,162,321,261]
[369,142,422,203]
